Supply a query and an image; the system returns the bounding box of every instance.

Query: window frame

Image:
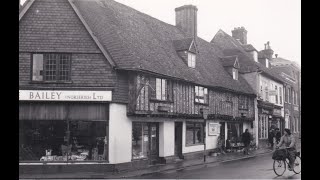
[187,52,196,68]
[279,87,283,105]
[155,78,167,101]
[194,86,208,105]
[232,68,238,80]
[185,122,205,146]
[258,115,268,139]
[238,95,249,110]
[30,53,72,83]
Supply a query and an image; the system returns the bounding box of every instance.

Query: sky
[20,0,301,65]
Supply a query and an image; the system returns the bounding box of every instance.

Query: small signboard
[208,123,220,136]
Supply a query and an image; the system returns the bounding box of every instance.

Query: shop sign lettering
[19,90,112,102]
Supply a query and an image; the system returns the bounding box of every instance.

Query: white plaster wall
[182,120,218,154]
[108,103,132,164]
[159,121,175,157]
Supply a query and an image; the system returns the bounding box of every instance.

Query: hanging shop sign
[208,123,220,136]
[19,90,112,102]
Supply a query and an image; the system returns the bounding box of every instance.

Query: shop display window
[132,122,149,159]
[186,122,204,146]
[227,123,243,143]
[19,120,107,162]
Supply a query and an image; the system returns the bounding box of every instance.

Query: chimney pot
[275,54,278,58]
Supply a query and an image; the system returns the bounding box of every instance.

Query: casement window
[284,87,287,102]
[232,68,238,80]
[32,53,71,82]
[292,90,296,105]
[265,86,269,102]
[195,86,208,104]
[156,78,166,100]
[186,122,204,145]
[287,87,291,104]
[187,53,196,68]
[150,77,172,101]
[238,95,248,109]
[266,59,269,68]
[279,87,283,105]
[275,85,278,104]
[258,115,268,139]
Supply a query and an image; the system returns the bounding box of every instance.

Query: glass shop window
[186,122,204,146]
[19,120,107,162]
[132,122,149,159]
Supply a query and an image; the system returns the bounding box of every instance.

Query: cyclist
[276,128,296,171]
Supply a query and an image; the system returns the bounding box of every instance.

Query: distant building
[211,28,285,149]
[270,57,301,138]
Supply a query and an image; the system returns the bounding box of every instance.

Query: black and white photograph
[19,0,301,179]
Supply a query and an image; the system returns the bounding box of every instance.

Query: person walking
[242,129,251,155]
[276,128,296,171]
[275,128,281,144]
[268,128,275,149]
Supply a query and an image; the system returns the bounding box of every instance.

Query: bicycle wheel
[293,156,301,174]
[273,159,286,176]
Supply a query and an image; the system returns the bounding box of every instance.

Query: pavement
[19,148,273,179]
[19,139,301,179]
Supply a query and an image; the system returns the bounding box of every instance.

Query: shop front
[270,106,285,134]
[19,90,112,164]
[257,101,274,148]
[132,122,159,164]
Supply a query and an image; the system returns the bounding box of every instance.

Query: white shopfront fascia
[19,90,112,102]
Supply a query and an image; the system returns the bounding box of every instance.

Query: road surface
[136,153,301,179]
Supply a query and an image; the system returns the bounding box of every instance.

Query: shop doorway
[219,122,225,144]
[149,123,159,164]
[174,122,183,159]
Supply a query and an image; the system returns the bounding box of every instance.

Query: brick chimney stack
[175,5,198,38]
[262,41,274,60]
[231,27,247,45]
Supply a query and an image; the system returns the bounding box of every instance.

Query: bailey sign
[19,90,112,102]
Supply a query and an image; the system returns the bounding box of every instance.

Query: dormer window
[232,68,238,80]
[188,52,196,68]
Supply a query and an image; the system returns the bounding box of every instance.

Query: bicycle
[273,147,301,176]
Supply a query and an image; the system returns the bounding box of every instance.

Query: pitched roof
[173,38,194,51]
[70,0,256,95]
[271,57,301,70]
[211,29,284,83]
[242,44,257,52]
[20,0,255,95]
[221,56,239,68]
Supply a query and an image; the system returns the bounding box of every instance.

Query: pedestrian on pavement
[268,128,275,149]
[275,128,281,144]
[276,128,296,171]
[242,129,251,155]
